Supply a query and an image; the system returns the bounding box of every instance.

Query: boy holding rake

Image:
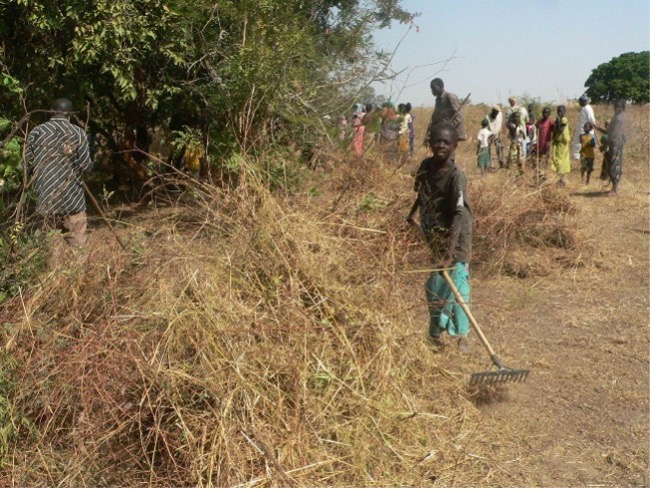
[409,123,472,351]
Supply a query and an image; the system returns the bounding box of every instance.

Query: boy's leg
[426,272,445,342]
[587,157,594,184]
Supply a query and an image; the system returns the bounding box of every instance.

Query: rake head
[470,368,530,385]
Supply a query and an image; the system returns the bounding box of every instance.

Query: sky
[371,0,650,107]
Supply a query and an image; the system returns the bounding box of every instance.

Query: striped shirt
[26,116,92,215]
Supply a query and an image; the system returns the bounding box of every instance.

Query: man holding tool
[423,78,467,146]
[410,122,472,351]
[26,98,93,258]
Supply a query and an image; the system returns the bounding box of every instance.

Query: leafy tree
[585,51,650,104]
[0,0,414,182]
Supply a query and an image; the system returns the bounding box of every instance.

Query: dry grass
[0,103,647,487]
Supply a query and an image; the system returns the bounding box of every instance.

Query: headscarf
[579,93,590,103]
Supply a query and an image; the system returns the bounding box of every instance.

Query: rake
[441,270,530,385]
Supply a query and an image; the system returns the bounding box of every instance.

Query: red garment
[352,114,366,155]
[535,118,554,154]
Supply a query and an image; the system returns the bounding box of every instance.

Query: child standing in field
[398,103,410,154]
[476,118,492,174]
[551,105,570,187]
[535,107,554,166]
[579,122,596,184]
[406,103,415,156]
[507,110,525,172]
[410,123,472,351]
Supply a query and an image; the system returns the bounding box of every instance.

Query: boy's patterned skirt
[477,146,490,169]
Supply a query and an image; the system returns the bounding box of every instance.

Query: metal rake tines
[470,368,530,385]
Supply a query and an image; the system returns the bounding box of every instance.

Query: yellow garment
[183,145,203,171]
[580,133,595,159]
[551,118,570,174]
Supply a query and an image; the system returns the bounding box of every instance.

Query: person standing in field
[423,78,467,147]
[397,103,410,154]
[506,110,526,172]
[598,130,610,181]
[579,122,596,185]
[380,102,399,149]
[26,98,93,259]
[572,93,596,161]
[476,118,492,175]
[410,123,472,351]
[352,103,366,156]
[360,103,375,149]
[405,102,415,156]
[486,105,504,169]
[505,96,529,158]
[526,102,536,155]
[551,105,571,187]
[535,106,554,166]
[594,99,627,196]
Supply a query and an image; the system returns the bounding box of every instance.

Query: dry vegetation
[0,103,648,487]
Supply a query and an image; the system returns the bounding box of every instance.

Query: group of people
[409,78,629,349]
[23,83,629,354]
[340,101,418,158]
[474,93,627,195]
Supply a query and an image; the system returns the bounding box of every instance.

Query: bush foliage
[0,0,413,178]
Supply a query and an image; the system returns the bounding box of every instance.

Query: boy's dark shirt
[414,157,472,264]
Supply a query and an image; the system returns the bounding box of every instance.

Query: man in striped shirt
[26,98,92,248]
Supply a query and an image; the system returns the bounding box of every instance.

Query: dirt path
[459,175,649,487]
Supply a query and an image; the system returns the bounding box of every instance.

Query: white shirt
[477,127,492,147]
[487,111,503,136]
[572,104,596,159]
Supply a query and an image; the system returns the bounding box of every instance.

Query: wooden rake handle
[441,269,500,361]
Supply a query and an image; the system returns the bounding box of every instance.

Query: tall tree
[0,0,414,180]
[584,51,650,104]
